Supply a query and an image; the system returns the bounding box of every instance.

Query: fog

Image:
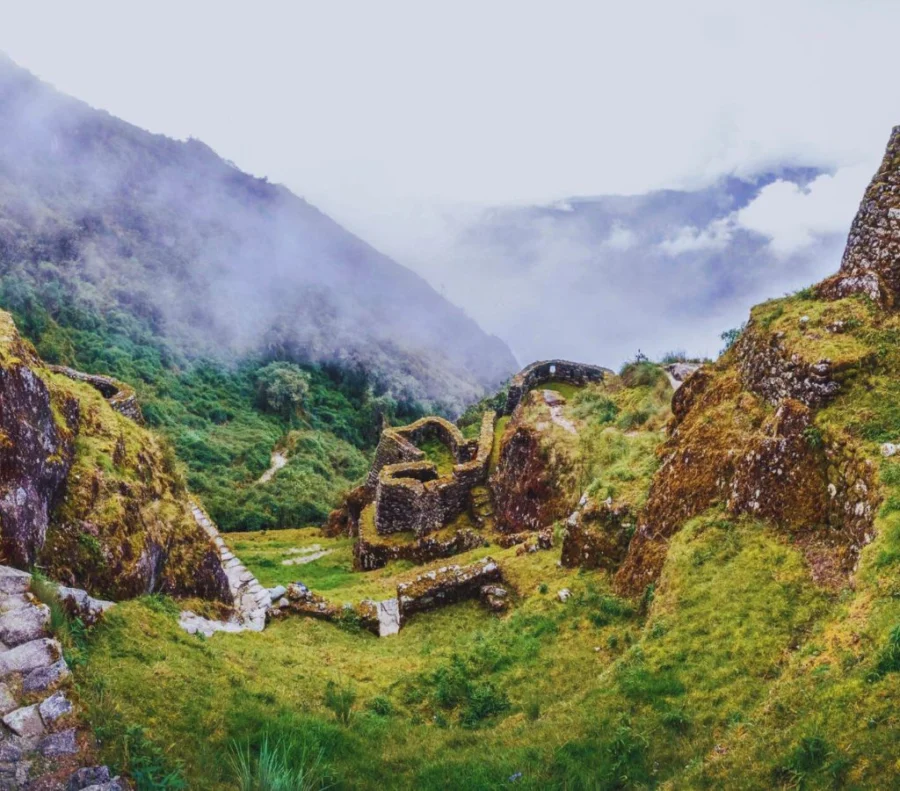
[1,1,897,366]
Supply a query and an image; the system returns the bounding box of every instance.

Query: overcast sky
[2,1,899,364]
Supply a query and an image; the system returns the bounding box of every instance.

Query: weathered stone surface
[492,409,575,534]
[67,766,111,791]
[0,638,61,677]
[663,362,703,391]
[39,691,72,724]
[3,703,44,737]
[557,588,571,603]
[375,598,400,637]
[0,316,79,568]
[23,659,69,692]
[0,603,50,647]
[38,727,78,756]
[397,557,503,622]
[0,568,31,597]
[817,126,900,308]
[0,684,17,716]
[561,498,634,571]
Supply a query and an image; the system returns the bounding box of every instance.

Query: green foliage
[323,678,357,725]
[255,363,311,420]
[802,425,824,449]
[367,696,393,717]
[870,625,900,680]
[230,734,328,791]
[30,573,88,663]
[0,267,430,531]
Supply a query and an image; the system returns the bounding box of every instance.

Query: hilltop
[0,54,517,412]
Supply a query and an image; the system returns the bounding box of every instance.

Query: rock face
[0,309,231,603]
[491,409,575,534]
[819,126,900,307]
[0,313,79,567]
[616,322,879,595]
[561,497,634,571]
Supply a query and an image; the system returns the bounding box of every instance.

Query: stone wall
[503,359,613,415]
[397,557,502,622]
[818,126,900,308]
[373,412,495,538]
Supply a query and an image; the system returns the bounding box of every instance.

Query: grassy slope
[0,272,427,532]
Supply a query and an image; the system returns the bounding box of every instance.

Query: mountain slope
[0,55,516,411]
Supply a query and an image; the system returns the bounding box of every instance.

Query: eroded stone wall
[373,412,495,538]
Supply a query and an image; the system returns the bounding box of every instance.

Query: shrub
[719,324,747,355]
[367,696,393,716]
[230,734,328,791]
[871,625,900,679]
[323,678,356,726]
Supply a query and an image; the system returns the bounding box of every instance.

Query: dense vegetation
[0,263,427,531]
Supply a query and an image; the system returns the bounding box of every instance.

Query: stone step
[0,604,50,648]
[0,567,32,596]
[0,639,61,678]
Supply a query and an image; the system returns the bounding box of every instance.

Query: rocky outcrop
[616,354,880,595]
[491,408,576,534]
[0,310,231,604]
[734,328,845,408]
[561,496,634,571]
[0,313,79,568]
[818,126,900,308]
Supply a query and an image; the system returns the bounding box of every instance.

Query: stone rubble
[179,505,269,637]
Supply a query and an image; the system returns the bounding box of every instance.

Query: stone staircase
[0,565,123,790]
[179,505,270,637]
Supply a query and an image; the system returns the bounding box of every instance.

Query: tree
[255,362,310,420]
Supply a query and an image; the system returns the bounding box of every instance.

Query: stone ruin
[350,412,496,570]
[503,359,613,414]
[372,412,495,537]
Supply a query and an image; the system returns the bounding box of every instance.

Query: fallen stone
[882,443,898,457]
[557,589,571,603]
[0,638,61,677]
[23,659,70,692]
[39,691,72,724]
[0,603,50,647]
[268,586,287,601]
[38,728,78,757]
[67,765,111,790]
[3,704,45,738]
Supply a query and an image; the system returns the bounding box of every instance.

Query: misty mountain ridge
[0,54,516,411]
[389,163,850,365]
